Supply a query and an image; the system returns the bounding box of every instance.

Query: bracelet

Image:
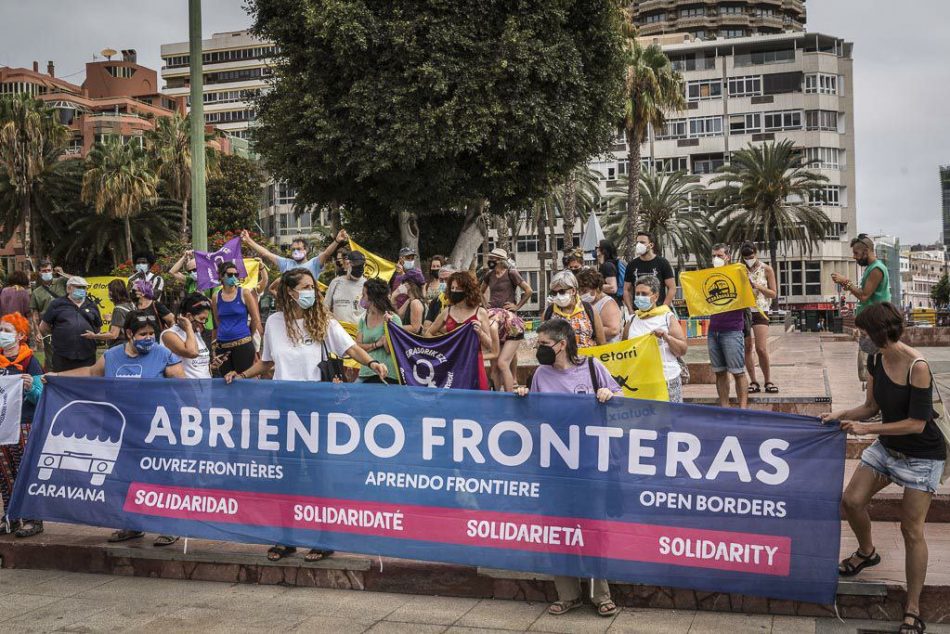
[238,371,247,379]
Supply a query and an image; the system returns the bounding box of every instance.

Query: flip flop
[153,535,179,547]
[108,530,144,543]
[267,545,297,561]
[14,520,43,538]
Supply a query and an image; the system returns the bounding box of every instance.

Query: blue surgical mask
[133,337,156,355]
[136,263,149,274]
[40,272,53,282]
[296,290,316,310]
[0,332,17,349]
[71,288,87,301]
[403,259,416,271]
[224,275,239,287]
[634,295,653,311]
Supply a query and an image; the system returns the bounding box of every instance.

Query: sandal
[547,599,583,616]
[764,382,779,393]
[267,545,297,561]
[108,529,144,543]
[748,382,761,393]
[304,548,334,562]
[597,599,619,617]
[899,612,925,633]
[153,535,179,547]
[14,520,43,538]
[839,548,880,577]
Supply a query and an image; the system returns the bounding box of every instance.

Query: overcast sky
[1,0,948,245]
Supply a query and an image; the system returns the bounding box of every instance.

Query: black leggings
[218,340,256,376]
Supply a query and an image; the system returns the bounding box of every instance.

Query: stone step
[2,521,949,624]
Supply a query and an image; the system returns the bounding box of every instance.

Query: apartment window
[763,72,803,95]
[204,109,257,124]
[163,46,279,69]
[655,157,688,173]
[554,234,582,252]
[204,67,271,85]
[691,154,726,175]
[657,119,688,140]
[805,110,839,131]
[275,182,297,205]
[199,88,261,105]
[689,116,723,137]
[728,75,762,97]
[679,6,706,17]
[515,236,538,253]
[825,222,849,238]
[105,66,135,79]
[763,110,802,131]
[729,113,760,135]
[720,4,744,14]
[809,185,842,207]
[805,73,838,95]
[687,192,711,214]
[669,54,716,72]
[644,12,666,23]
[686,79,722,101]
[756,8,776,17]
[805,147,843,170]
[779,261,822,297]
[734,48,795,67]
[720,29,746,39]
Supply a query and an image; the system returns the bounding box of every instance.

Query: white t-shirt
[262,312,355,381]
[323,276,366,324]
[626,311,681,382]
[162,325,211,379]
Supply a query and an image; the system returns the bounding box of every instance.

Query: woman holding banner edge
[822,302,945,634]
[426,271,495,391]
[225,267,387,562]
[356,278,401,385]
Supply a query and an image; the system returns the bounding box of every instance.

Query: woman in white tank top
[159,293,213,379]
[577,269,622,343]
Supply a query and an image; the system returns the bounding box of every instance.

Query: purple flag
[194,237,247,291]
[386,322,481,389]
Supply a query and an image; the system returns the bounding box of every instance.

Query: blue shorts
[708,330,745,375]
[860,440,945,494]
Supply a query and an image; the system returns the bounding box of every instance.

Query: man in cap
[39,276,103,371]
[832,234,891,384]
[480,248,533,312]
[323,251,367,324]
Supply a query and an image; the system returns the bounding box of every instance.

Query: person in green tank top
[356,278,402,384]
[832,234,891,385]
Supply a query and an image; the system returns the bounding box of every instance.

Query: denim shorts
[860,440,945,494]
[708,330,746,375]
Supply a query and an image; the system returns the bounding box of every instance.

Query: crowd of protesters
[0,230,941,628]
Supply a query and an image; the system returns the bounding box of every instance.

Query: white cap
[66,276,89,287]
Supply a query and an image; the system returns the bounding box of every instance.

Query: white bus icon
[37,400,127,486]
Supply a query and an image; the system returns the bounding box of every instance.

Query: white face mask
[634,242,648,257]
[712,256,726,268]
[744,258,757,268]
[580,293,594,303]
[554,291,574,308]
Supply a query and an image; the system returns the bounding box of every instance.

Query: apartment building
[901,246,946,309]
[631,0,806,39]
[160,30,325,245]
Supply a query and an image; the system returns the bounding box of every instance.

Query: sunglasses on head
[130,314,158,326]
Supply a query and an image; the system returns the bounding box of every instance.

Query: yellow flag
[239,258,260,291]
[348,239,396,282]
[679,263,757,318]
[85,276,124,333]
[580,334,669,402]
[338,320,361,369]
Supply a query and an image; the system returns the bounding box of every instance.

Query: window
[668,54,715,72]
[805,110,839,131]
[762,72,803,95]
[720,29,746,39]
[105,65,135,79]
[275,182,296,206]
[734,48,795,67]
[720,5,745,14]
[197,88,261,105]
[656,157,688,173]
[163,46,279,69]
[689,116,723,137]
[687,192,711,214]
[691,30,707,40]
[728,75,762,97]
[779,261,822,297]
[805,73,838,95]
[825,222,849,238]
[763,110,802,131]
[644,12,666,23]
[204,109,257,124]
[691,154,726,175]
[804,147,843,170]
[756,8,776,17]
[515,236,538,253]
[686,79,722,101]
[729,113,760,135]
[656,119,688,140]
[554,234,582,251]
[810,185,842,207]
[203,67,272,85]
[679,6,706,17]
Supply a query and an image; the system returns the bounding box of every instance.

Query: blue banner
[386,322,481,389]
[10,378,844,604]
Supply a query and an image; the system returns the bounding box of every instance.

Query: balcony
[637,0,671,13]
[676,15,714,29]
[751,15,786,30]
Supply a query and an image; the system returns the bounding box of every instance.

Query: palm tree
[606,170,709,270]
[81,138,159,262]
[145,113,220,239]
[619,23,685,259]
[709,140,831,277]
[0,95,71,262]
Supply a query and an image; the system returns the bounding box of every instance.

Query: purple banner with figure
[386,323,481,389]
[194,237,247,291]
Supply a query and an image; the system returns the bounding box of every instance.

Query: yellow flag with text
[348,239,396,282]
[239,258,260,291]
[85,276,123,333]
[580,334,669,402]
[679,263,757,317]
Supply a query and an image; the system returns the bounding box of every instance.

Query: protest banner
[10,378,844,604]
[0,375,23,445]
[680,264,757,318]
[194,237,248,291]
[387,322,481,389]
[85,276,123,333]
[239,258,260,292]
[580,334,669,401]
[348,239,396,282]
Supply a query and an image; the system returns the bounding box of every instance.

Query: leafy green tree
[81,138,159,262]
[0,95,71,262]
[932,273,950,308]
[619,31,685,259]
[207,154,264,235]
[249,0,625,268]
[709,140,831,277]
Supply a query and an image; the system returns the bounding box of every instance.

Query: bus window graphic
[37,400,126,486]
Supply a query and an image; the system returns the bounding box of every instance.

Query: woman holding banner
[224,268,387,562]
[624,275,688,403]
[356,279,401,385]
[0,312,45,538]
[516,319,621,618]
[824,302,946,634]
[427,271,495,391]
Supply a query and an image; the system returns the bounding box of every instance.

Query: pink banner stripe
[124,483,790,576]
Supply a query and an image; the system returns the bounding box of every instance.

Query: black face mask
[856,257,869,267]
[448,290,466,304]
[536,344,557,366]
[430,268,440,279]
[487,260,497,270]
[350,265,365,278]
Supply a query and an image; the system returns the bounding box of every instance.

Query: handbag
[318,340,346,383]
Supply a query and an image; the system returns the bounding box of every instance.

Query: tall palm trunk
[536,204,548,300]
[180,197,190,240]
[624,128,642,260]
[124,216,134,263]
[769,226,780,301]
[562,172,577,251]
[20,195,32,265]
